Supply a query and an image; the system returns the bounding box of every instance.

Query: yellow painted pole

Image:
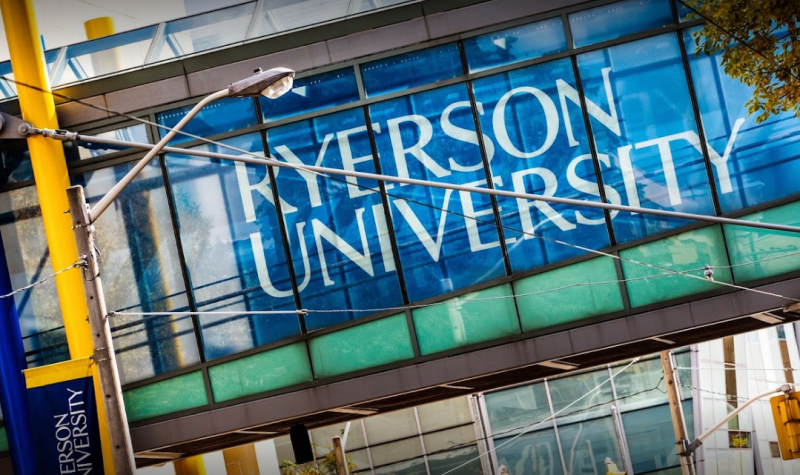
[84,16,115,39]
[0,1,114,473]
[174,456,208,475]
[84,16,121,77]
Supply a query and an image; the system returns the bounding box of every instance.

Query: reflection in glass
[558,418,621,475]
[361,44,464,97]
[485,382,552,437]
[150,2,257,62]
[569,0,673,48]
[464,17,567,73]
[51,26,157,86]
[364,408,419,445]
[428,447,483,475]
[72,158,198,384]
[578,34,714,243]
[495,429,564,475]
[0,143,34,185]
[63,124,150,162]
[683,28,800,213]
[472,57,610,273]
[549,368,614,423]
[370,84,505,301]
[623,400,694,473]
[165,133,300,360]
[0,60,16,99]
[0,187,68,367]
[269,108,402,330]
[260,68,359,123]
[156,97,259,145]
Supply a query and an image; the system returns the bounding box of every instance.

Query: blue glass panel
[165,133,300,360]
[577,34,714,243]
[569,0,673,48]
[361,44,463,98]
[495,430,563,475]
[369,84,505,301]
[72,159,199,383]
[260,68,359,122]
[0,61,16,98]
[0,145,33,185]
[156,97,258,145]
[471,57,611,273]
[683,28,800,212]
[268,108,402,330]
[464,17,567,73]
[623,400,694,473]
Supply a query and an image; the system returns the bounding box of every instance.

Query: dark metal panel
[424,0,587,38]
[105,76,191,115]
[327,18,431,64]
[55,95,110,127]
[186,43,332,97]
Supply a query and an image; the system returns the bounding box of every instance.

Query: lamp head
[228,67,295,99]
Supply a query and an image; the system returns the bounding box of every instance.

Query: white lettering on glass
[493,87,559,159]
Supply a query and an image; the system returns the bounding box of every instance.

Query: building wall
[0,0,799,461]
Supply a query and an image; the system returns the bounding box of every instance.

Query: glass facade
[0,0,798,429]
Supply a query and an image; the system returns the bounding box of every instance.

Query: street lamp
[58,66,294,475]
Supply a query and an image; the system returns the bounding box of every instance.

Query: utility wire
[0,260,82,300]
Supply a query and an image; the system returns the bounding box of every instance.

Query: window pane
[361,44,463,97]
[165,133,300,360]
[309,314,413,378]
[464,17,567,72]
[208,342,313,402]
[268,108,403,330]
[372,457,427,475]
[613,356,670,410]
[52,26,157,85]
[578,34,714,243]
[683,28,800,213]
[370,438,424,467]
[620,225,732,307]
[0,187,68,367]
[472,57,611,272]
[485,382,553,437]
[558,417,620,475]
[549,368,614,423]
[152,2,257,62]
[0,144,34,185]
[311,422,367,451]
[515,257,623,331]
[417,397,473,432]
[423,425,474,453]
[412,284,520,355]
[623,400,694,473]
[494,429,563,475]
[249,0,350,38]
[123,372,208,422]
[723,201,800,283]
[0,60,17,99]
[369,84,505,301]
[428,446,483,475]
[364,408,418,445]
[569,0,673,48]
[64,124,149,162]
[260,68,359,122]
[72,158,198,384]
[156,97,258,145]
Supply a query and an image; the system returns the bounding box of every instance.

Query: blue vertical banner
[0,231,34,475]
[24,357,104,475]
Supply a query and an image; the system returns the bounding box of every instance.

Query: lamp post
[61,66,295,475]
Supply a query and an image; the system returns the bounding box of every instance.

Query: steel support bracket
[0,112,33,140]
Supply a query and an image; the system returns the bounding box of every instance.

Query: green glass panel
[123,371,208,422]
[0,427,7,452]
[621,226,732,307]
[413,284,520,355]
[515,257,623,331]
[310,314,414,379]
[723,201,800,282]
[209,342,312,402]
